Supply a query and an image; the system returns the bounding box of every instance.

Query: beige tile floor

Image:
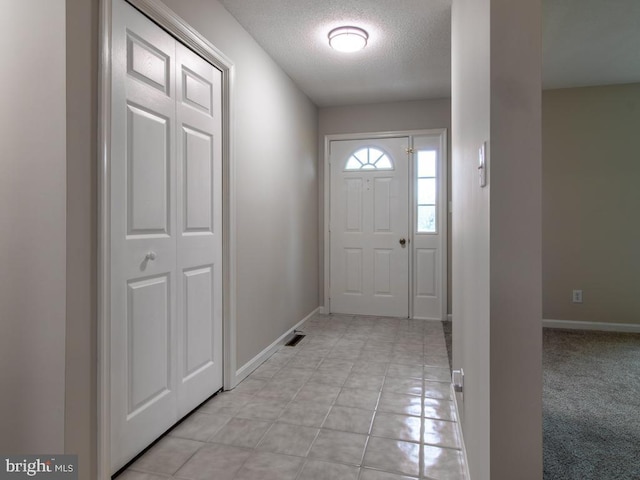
[120,314,467,480]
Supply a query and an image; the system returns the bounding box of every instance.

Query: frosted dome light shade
[328,26,368,52]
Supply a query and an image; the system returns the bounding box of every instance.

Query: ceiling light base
[328,26,368,52]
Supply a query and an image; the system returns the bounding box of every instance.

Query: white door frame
[323,129,447,319]
[98,0,237,478]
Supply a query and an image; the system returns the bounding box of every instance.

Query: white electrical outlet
[452,369,464,393]
[572,290,583,304]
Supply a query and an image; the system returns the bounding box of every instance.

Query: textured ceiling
[219,0,452,106]
[543,0,640,89]
[220,0,640,107]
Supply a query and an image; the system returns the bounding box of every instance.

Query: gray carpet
[543,328,640,480]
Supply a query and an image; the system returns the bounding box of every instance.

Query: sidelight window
[416,150,437,233]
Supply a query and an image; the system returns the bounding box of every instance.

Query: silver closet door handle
[145,251,157,261]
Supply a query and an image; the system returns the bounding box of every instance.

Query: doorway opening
[324,130,448,320]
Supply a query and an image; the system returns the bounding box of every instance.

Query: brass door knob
[399,238,406,246]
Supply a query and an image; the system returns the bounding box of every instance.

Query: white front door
[330,137,410,317]
[110,0,222,471]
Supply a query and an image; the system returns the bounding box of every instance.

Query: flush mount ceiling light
[328,26,368,52]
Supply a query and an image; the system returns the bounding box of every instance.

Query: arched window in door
[344,147,394,170]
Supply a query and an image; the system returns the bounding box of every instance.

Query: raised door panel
[416,248,437,297]
[182,267,214,380]
[374,249,393,295]
[127,105,170,236]
[182,127,213,233]
[344,248,363,295]
[345,178,363,232]
[373,178,392,232]
[126,32,170,93]
[182,67,213,114]
[127,275,171,417]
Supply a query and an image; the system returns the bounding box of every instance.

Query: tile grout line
[358,357,389,475]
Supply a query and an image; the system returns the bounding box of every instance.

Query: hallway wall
[162,0,319,369]
[0,0,67,454]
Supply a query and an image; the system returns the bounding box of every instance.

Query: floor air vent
[285,333,305,347]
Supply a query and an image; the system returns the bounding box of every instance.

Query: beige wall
[65,0,98,478]
[543,83,640,325]
[318,99,452,314]
[160,0,319,368]
[0,0,67,454]
[452,0,542,478]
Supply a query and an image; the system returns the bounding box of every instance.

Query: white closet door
[110,0,223,472]
[175,43,223,417]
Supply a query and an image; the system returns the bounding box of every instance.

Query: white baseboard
[318,309,450,321]
[450,384,471,480]
[412,316,447,322]
[543,318,640,333]
[234,307,320,384]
